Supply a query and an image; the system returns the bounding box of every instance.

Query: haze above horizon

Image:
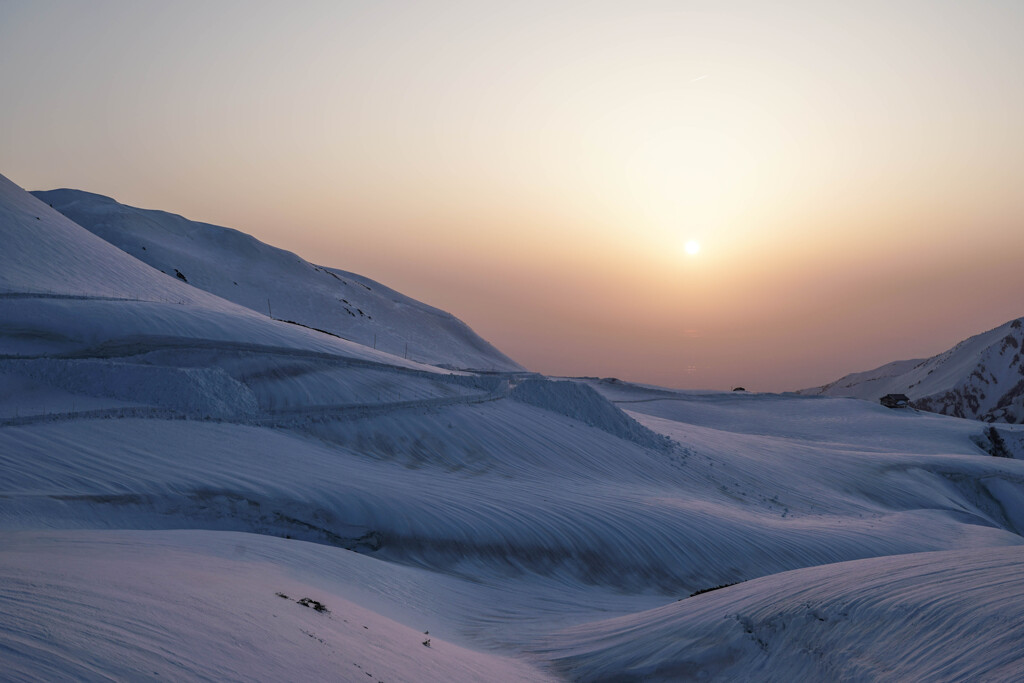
[3,0,1022,391]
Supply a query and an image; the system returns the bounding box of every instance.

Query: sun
[685,240,701,255]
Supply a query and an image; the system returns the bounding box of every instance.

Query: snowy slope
[33,188,523,372]
[803,317,1024,423]
[1,173,205,304]
[0,173,453,372]
[0,530,552,683]
[5,362,1024,678]
[537,546,1024,681]
[5,171,1024,680]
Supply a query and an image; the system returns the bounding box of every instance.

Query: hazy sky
[3,1,1023,390]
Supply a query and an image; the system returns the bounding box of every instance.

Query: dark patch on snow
[984,426,1011,458]
[297,597,330,613]
[689,581,740,597]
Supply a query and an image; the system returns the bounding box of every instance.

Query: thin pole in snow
[267,298,272,317]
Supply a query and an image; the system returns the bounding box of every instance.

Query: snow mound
[538,546,1024,682]
[510,378,672,450]
[34,188,523,372]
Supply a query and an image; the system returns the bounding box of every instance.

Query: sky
[2,1,1023,391]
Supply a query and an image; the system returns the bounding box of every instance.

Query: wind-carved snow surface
[510,378,672,451]
[805,318,1024,423]
[536,546,1024,682]
[33,188,523,372]
[4,172,1024,680]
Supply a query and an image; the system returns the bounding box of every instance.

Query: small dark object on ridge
[297,597,329,613]
[880,393,911,409]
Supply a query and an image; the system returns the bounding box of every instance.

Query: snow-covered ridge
[33,188,523,372]
[804,317,1024,423]
[1,173,456,373]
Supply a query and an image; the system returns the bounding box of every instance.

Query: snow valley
[3,172,1024,681]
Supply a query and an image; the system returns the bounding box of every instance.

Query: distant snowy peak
[33,188,523,372]
[805,318,1024,423]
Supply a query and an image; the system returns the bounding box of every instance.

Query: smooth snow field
[4,172,1024,681]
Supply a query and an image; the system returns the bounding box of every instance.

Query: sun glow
[685,240,701,255]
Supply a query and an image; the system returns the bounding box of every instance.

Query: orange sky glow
[3,1,1023,390]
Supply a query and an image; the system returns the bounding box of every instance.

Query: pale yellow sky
[2,1,1022,389]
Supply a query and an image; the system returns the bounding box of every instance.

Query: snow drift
[538,546,1024,682]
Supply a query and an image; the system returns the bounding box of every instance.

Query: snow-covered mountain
[803,318,1024,423]
[4,171,1024,681]
[32,188,523,372]
[0,174,447,371]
